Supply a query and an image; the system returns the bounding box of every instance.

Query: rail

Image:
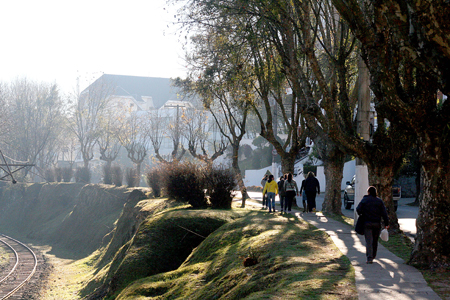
[0,234,38,299]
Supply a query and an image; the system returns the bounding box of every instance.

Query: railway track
[0,234,38,299]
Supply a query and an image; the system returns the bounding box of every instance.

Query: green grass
[115,209,357,300]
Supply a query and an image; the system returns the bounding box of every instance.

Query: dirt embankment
[0,183,143,257]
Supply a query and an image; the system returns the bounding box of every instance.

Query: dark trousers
[262,193,267,207]
[285,191,296,211]
[305,191,316,212]
[364,222,381,261]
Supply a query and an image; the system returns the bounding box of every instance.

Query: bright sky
[0,0,187,94]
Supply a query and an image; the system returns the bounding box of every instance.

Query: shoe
[313,208,316,212]
[269,209,272,213]
[366,260,373,264]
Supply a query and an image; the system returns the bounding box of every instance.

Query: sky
[0,0,187,94]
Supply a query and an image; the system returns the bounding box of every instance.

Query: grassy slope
[115,210,357,300]
[0,184,358,299]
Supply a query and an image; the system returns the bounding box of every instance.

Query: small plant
[54,167,63,182]
[125,168,138,187]
[44,169,55,182]
[111,166,123,186]
[103,164,113,184]
[162,162,206,208]
[62,167,73,182]
[205,166,236,209]
[75,167,91,183]
[146,166,162,197]
[243,247,260,267]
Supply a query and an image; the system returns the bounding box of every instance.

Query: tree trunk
[135,162,142,187]
[231,143,248,207]
[280,155,295,175]
[321,147,345,214]
[411,132,450,268]
[367,163,399,230]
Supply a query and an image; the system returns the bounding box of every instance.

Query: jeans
[302,191,307,211]
[266,192,275,210]
[364,222,381,261]
[279,195,285,210]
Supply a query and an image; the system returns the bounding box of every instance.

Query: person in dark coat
[303,172,320,212]
[277,175,286,212]
[356,186,389,264]
[299,173,308,212]
[261,175,269,209]
[283,173,299,213]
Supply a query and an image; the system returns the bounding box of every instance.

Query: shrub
[125,168,138,187]
[75,167,91,183]
[146,166,162,197]
[205,167,236,209]
[103,164,113,184]
[54,167,63,182]
[62,167,73,182]
[111,166,123,186]
[162,162,206,208]
[44,169,55,182]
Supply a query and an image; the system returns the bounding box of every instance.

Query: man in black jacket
[302,172,320,212]
[356,186,389,264]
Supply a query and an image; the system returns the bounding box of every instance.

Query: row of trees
[172,0,450,268]
[0,77,258,186]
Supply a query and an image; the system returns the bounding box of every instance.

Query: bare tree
[67,80,112,169]
[181,107,228,165]
[117,112,150,186]
[2,78,65,181]
[97,104,122,170]
[146,106,187,163]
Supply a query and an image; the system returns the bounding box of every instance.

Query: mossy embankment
[0,183,357,299]
[0,182,135,257]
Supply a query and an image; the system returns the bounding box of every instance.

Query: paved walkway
[240,194,441,300]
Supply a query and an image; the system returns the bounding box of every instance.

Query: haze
[0,0,186,93]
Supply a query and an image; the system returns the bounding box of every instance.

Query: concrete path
[299,211,440,300]
[239,193,441,299]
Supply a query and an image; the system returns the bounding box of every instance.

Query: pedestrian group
[261,171,319,213]
[261,171,391,265]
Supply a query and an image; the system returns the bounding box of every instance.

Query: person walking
[304,172,320,212]
[299,174,308,212]
[261,174,269,209]
[277,175,286,212]
[283,173,299,213]
[356,186,389,264]
[263,175,278,213]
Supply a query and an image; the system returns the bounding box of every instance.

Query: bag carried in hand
[380,228,389,242]
[355,215,365,235]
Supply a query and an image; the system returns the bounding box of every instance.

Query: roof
[81,74,185,109]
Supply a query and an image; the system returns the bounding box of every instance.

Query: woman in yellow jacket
[263,175,279,213]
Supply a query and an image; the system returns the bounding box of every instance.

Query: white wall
[244,167,273,187]
[244,159,356,191]
[342,160,356,190]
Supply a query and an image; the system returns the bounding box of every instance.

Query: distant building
[80,74,187,111]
